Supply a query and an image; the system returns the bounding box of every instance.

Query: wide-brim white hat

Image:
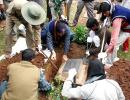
[21,1,46,25]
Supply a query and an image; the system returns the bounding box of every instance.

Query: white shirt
[62,79,125,100]
[87,30,100,47]
[11,37,27,56]
[0,0,3,4]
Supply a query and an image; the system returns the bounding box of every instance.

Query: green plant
[47,78,67,100]
[73,24,88,44]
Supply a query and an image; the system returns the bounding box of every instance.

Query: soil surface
[107,60,130,100]
[0,43,130,100]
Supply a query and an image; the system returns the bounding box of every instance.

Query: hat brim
[21,1,46,25]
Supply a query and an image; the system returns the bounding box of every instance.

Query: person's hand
[62,54,68,62]
[68,68,77,80]
[86,50,90,57]
[38,44,42,51]
[0,4,5,11]
[51,50,56,60]
[18,24,26,33]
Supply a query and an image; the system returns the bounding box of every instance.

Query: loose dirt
[0,43,130,100]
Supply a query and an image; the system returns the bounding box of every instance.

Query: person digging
[4,0,46,58]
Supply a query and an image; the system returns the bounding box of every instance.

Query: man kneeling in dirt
[0,49,51,100]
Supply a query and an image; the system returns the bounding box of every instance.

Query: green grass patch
[0,30,5,55]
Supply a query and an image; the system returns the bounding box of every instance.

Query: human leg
[5,15,16,54]
[85,1,94,18]
[66,0,73,20]
[73,0,84,25]
[0,81,7,97]
[49,0,57,19]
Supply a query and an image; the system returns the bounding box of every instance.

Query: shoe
[73,20,77,26]
[124,50,128,53]
[113,57,119,62]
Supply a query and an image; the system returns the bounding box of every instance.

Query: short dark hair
[86,17,99,29]
[99,2,111,13]
[22,49,35,61]
[56,20,66,33]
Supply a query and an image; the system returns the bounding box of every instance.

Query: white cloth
[62,79,125,100]
[11,37,27,56]
[0,0,3,4]
[40,49,51,63]
[87,30,100,47]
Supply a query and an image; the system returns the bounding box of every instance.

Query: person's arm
[106,18,123,53]
[117,86,125,100]
[110,80,125,100]
[62,68,83,98]
[47,27,54,52]
[47,26,57,60]
[62,79,83,98]
[64,26,71,54]
[0,0,4,11]
[39,69,51,92]
[62,26,71,61]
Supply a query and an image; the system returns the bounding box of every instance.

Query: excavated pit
[0,43,130,100]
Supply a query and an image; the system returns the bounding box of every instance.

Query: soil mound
[108,59,130,100]
[0,43,130,100]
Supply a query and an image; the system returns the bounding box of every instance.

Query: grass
[118,45,130,60]
[0,30,5,55]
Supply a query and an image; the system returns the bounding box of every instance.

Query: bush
[47,78,67,100]
[73,24,89,44]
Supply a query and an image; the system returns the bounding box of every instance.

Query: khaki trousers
[5,15,41,53]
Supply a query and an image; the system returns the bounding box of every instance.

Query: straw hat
[21,1,46,25]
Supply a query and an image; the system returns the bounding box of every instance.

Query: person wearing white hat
[5,0,46,57]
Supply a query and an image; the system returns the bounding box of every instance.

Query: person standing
[73,0,94,26]
[5,0,46,57]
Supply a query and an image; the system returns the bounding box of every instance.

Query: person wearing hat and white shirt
[61,51,125,99]
[5,0,46,57]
